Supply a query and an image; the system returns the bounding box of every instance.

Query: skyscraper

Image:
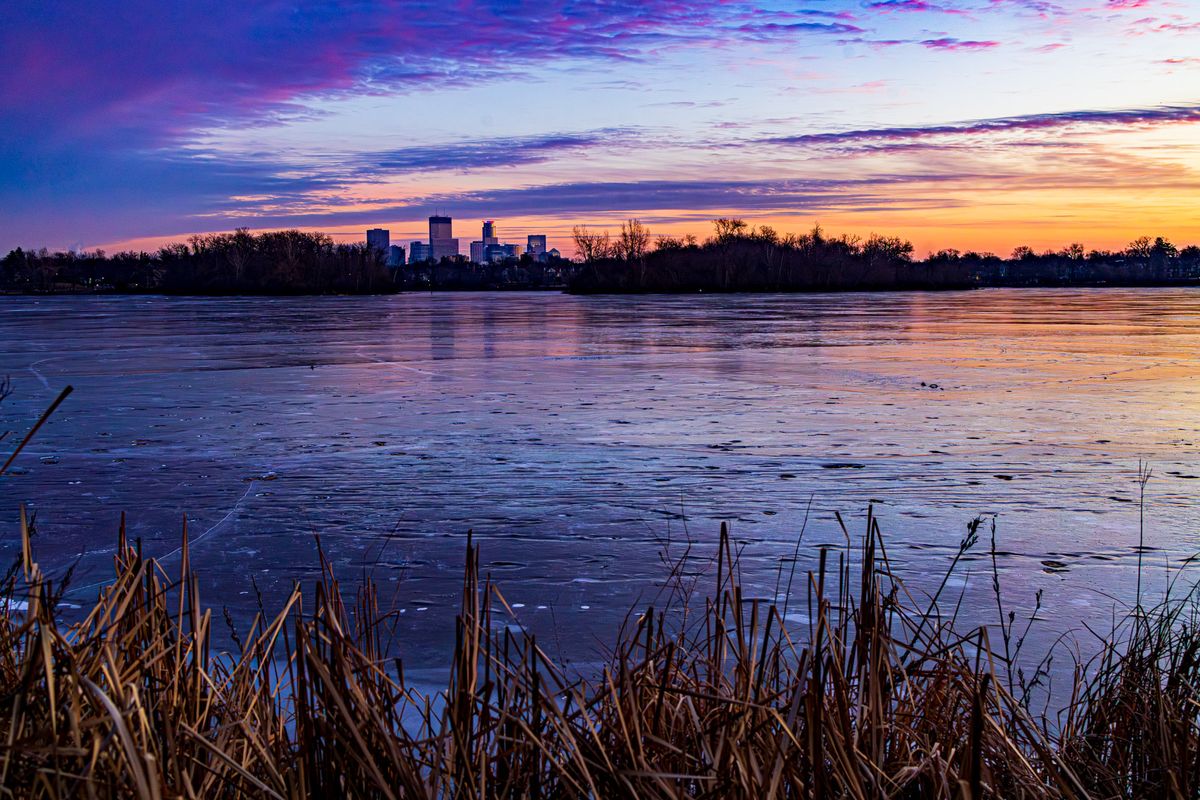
[429,215,459,261]
[429,216,452,241]
[526,235,547,256]
[470,220,500,263]
[366,228,390,252]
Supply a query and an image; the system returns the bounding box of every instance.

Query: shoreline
[6,279,1200,298]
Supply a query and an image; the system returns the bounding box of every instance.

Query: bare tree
[1060,243,1085,260]
[616,219,650,262]
[712,218,748,243]
[572,226,612,263]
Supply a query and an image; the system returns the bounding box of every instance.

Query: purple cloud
[920,37,1001,49]
[203,176,979,230]
[733,21,866,39]
[986,0,1067,16]
[363,130,641,174]
[765,104,1200,147]
[867,0,966,14]
[0,1,867,152]
[796,8,860,20]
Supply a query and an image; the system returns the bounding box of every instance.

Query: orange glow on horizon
[99,197,1200,261]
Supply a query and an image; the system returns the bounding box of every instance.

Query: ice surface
[2,289,1199,676]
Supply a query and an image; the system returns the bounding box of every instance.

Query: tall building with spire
[472,220,501,263]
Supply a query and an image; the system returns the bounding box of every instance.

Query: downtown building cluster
[366,217,559,267]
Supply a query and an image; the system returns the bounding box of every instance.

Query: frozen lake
[2,289,1199,675]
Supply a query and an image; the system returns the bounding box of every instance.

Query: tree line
[1,229,394,294]
[4,222,1199,295]
[568,219,1200,293]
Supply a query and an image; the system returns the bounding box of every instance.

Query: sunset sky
[1,0,1197,256]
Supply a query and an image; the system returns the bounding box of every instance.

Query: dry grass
[0,502,1196,799]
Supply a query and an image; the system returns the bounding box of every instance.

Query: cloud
[201,176,977,230]
[919,37,1001,49]
[986,0,1067,16]
[1155,21,1200,32]
[0,0,868,154]
[733,21,866,39]
[796,8,860,21]
[867,0,966,14]
[834,34,1003,50]
[764,104,1200,147]
[361,130,640,174]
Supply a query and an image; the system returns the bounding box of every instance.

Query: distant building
[432,238,460,261]
[548,248,561,259]
[387,245,405,267]
[409,241,432,263]
[366,228,390,252]
[429,215,459,261]
[470,220,503,263]
[526,234,547,256]
[483,243,522,263]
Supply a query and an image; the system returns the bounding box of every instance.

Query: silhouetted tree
[712,218,748,243]
[616,219,651,262]
[572,226,612,263]
[1125,236,1154,259]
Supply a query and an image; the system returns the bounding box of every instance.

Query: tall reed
[0,503,1197,798]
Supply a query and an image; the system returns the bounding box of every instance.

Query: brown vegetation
[0,499,1197,797]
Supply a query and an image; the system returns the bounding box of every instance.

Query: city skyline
[2,1,1198,256]
[363,217,563,265]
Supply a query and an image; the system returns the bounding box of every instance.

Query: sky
[1,0,1198,257]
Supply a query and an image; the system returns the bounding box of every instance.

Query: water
[2,289,1199,678]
